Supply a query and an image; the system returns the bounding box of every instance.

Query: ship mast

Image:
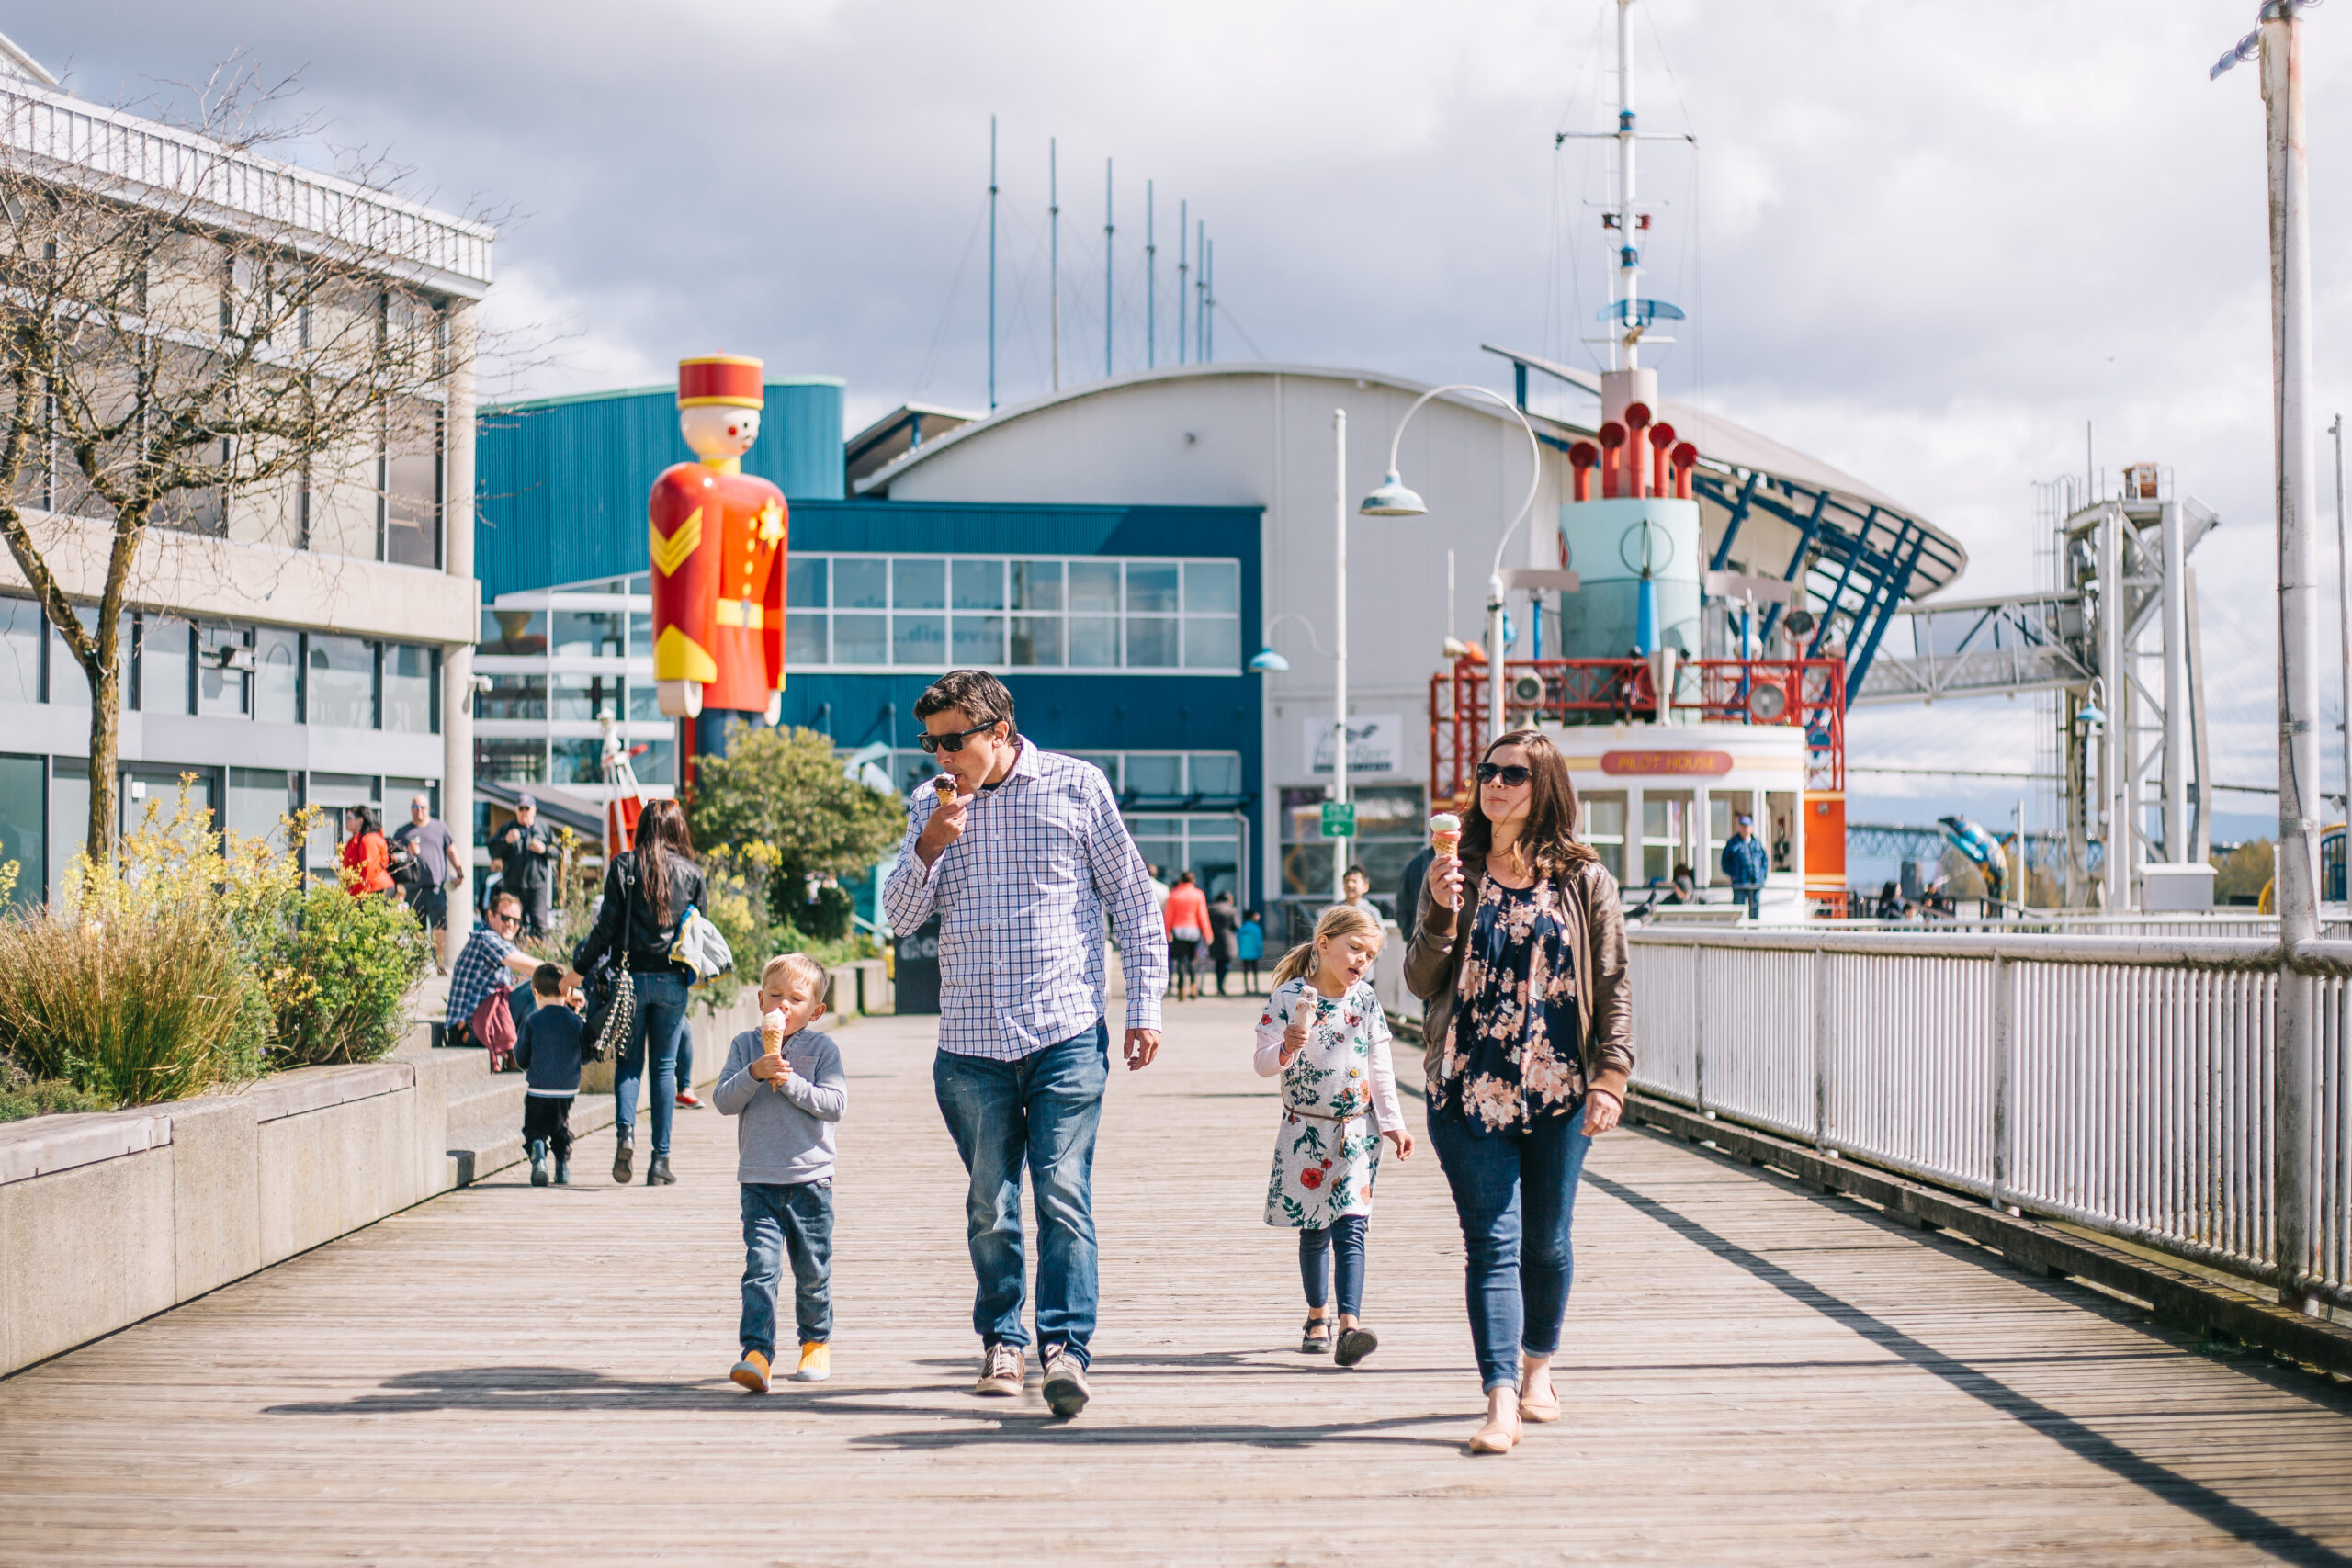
[1612,0,1640,373]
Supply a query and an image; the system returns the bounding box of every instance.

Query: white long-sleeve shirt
[1253,977,1405,1133]
[882,742,1167,1059]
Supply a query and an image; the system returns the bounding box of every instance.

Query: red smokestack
[1671,441,1698,500]
[1569,439,1599,502]
[1598,423,1627,500]
[1648,421,1676,499]
[1622,402,1652,496]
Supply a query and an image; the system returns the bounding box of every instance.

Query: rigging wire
[912,194,989,399]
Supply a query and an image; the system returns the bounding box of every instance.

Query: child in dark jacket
[514,964,586,1187]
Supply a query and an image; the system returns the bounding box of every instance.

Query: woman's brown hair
[634,797,696,927]
[1459,728,1597,876]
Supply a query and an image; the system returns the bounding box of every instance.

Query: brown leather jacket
[1403,851,1635,1102]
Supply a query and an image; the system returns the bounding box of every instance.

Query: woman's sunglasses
[918,720,1000,754]
[1476,762,1532,786]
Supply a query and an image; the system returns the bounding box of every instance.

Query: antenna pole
[1146,179,1157,369]
[1104,158,1115,378]
[1204,232,1215,363]
[1195,220,1206,362]
[1176,200,1189,367]
[2335,412,2347,833]
[1613,0,1640,372]
[988,116,998,410]
[1049,137,1060,393]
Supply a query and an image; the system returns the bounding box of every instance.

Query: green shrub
[0,1059,107,1122]
[260,884,432,1067]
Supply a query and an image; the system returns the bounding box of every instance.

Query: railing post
[1991,953,2015,1213]
[1814,947,1834,1153]
[1692,942,1708,1117]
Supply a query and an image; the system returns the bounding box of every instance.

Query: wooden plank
[1,995,2349,1565]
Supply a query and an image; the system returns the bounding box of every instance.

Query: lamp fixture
[1357,470,1427,516]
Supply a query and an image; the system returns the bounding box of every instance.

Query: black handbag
[577,863,637,1062]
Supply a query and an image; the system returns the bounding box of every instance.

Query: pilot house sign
[1301,715,1405,778]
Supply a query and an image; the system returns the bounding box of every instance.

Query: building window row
[0,598,438,733]
[877,748,1243,802]
[475,735,678,790]
[786,555,1242,673]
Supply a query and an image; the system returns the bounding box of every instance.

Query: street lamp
[1257,604,1347,900]
[1362,384,1544,746]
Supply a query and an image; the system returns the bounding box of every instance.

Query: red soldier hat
[677,355,764,410]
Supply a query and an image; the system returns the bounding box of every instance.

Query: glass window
[198,626,250,717]
[1190,753,1242,795]
[833,614,887,665]
[1183,616,1240,671]
[892,558,944,610]
[786,613,827,665]
[952,615,1004,665]
[551,738,603,784]
[384,401,441,568]
[952,558,1003,610]
[892,614,945,667]
[0,599,40,704]
[628,609,650,654]
[628,682,662,722]
[139,617,192,716]
[1125,561,1180,613]
[1069,617,1118,668]
[306,635,374,728]
[478,673,545,720]
[1071,752,1121,789]
[1125,754,1182,796]
[48,759,85,907]
[1583,792,1626,883]
[1011,617,1061,667]
[1069,560,1121,613]
[303,771,377,877]
[225,767,295,852]
[1184,559,1239,614]
[1012,560,1061,610]
[475,738,544,784]
[835,558,887,609]
[255,628,300,724]
[480,608,547,656]
[551,609,624,659]
[787,557,829,608]
[551,672,621,723]
[49,609,97,709]
[0,752,41,910]
[1125,617,1179,668]
[629,737,676,786]
[383,644,435,734]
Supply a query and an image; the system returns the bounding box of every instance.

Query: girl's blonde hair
[1270,903,1385,988]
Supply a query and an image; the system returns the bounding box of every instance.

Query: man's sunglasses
[1476,762,1532,786]
[919,720,1000,754]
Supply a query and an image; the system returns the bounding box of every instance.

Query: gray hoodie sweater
[712,1027,846,1186]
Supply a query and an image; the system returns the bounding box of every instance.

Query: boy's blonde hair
[1270,903,1385,988]
[761,952,828,997]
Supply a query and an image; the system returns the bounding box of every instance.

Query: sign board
[1320,801,1357,839]
[1600,750,1735,777]
[1301,714,1405,778]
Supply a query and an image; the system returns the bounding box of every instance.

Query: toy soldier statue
[649,355,788,757]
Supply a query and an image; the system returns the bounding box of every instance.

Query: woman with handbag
[1162,870,1211,1002]
[1405,729,1634,1456]
[571,798,707,1187]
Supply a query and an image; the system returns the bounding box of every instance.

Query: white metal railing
[1628,927,2352,1310]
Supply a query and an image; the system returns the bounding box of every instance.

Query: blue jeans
[1428,1101,1595,1393]
[932,1021,1108,1367]
[740,1180,834,1357]
[1299,1215,1367,1316]
[614,971,689,1156]
[1733,883,1761,919]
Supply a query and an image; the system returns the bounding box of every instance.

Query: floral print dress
[1255,976,1404,1227]
[1430,874,1586,1135]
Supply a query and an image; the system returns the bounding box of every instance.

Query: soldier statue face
[680,404,761,461]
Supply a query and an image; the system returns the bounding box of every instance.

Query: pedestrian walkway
[4,996,2350,1565]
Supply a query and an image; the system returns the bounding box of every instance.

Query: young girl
[1255,904,1413,1366]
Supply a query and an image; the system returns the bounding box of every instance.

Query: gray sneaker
[973,1343,1023,1397]
[1040,1343,1090,1418]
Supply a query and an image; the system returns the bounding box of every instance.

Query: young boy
[716,953,845,1392]
[513,964,585,1187]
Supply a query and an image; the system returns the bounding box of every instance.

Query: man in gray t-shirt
[390,794,460,971]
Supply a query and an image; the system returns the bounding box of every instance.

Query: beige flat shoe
[1518,1393,1561,1424]
[1468,1415,1521,1455]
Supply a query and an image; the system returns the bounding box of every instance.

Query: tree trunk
[85,658,119,865]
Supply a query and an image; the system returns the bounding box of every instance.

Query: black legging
[1299,1215,1368,1317]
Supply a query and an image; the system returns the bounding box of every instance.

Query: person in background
[1664,863,1698,905]
[1874,880,1907,921]
[391,793,459,973]
[514,964,586,1187]
[340,806,394,899]
[1164,870,1211,1003]
[1396,844,1435,945]
[1206,886,1241,998]
[1148,863,1172,919]
[570,796,706,1188]
[491,795,557,939]
[1340,864,1383,919]
[1721,812,1770,920]
[1237,910,1267,993]
[445,891,542,1048]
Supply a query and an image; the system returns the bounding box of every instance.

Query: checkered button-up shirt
[883,742,1166,1059]
[446,924,520,1029]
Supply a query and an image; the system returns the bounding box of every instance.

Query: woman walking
[1163,870,1210,1002]
[571,797,706,1187]
[1207,887,1241,998]
[340,806,395,899]
[1405,729,1632,1455]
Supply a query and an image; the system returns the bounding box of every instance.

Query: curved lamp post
[1361,383,1544,747]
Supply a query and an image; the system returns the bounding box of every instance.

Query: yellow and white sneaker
[792,1342,831,1382]
[729,1349,771,1393]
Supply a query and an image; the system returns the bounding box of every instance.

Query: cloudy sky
[21,0,2351,851]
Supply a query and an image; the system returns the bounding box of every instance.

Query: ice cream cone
[933,775,958,806]
[1430,812,1462,857]
[759,1006,787,1056]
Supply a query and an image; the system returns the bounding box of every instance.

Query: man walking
[491,795,557,938]
[1722,810,1770,919]
[882,671,1165,1420]
[391,793,459,973]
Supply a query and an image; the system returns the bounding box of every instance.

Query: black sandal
[1300,1316,1332,1354]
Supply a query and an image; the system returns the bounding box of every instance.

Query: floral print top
[1431,872,1585,1134]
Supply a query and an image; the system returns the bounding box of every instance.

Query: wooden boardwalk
[6,994,2352,1566]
